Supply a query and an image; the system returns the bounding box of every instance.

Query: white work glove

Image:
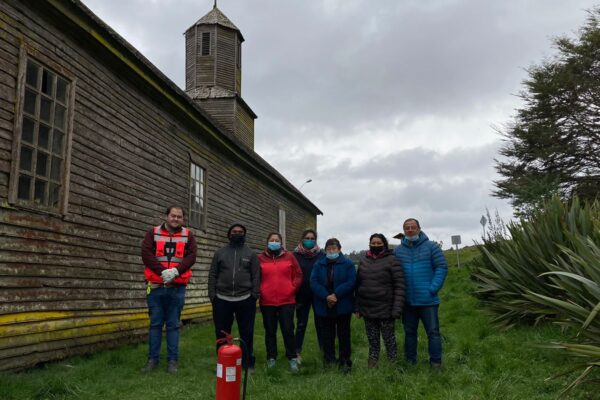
[161,268,179,284]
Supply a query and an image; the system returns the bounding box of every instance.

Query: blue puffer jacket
[310,253,356,317]
[394,232,448,306]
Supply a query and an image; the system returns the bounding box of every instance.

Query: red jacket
[258,249,302,306]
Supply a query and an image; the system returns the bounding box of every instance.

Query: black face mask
[229,233,246,245]
[369,246,385,255]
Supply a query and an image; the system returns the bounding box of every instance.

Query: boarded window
[201,32,211,56]
[10,54,73,214]
[190,162,207,228]
[278,208,286,248]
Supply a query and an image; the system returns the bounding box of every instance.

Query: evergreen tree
[494,9,600,216]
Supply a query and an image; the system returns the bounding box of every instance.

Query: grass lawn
[1,247,595,399]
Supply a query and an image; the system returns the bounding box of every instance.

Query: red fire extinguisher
[216,331,248,400]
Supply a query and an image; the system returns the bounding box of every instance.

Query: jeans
[212,296,257,368]
[318,314,352,367]
[403,305,442,364]
[147,285,186,362]
[261,304,296,360]
[294,301,323,353]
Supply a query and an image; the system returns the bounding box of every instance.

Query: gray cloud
[82,0,596,250]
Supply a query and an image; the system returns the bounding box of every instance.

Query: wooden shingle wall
[0,0,317,371]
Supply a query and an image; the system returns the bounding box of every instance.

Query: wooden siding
[215,26,236,92]
[235,35,242,94]
[196,97,235,134]
[0,0,317,371]
[194,26,216,87]
[184,28,196,91]
[235,102,255,149]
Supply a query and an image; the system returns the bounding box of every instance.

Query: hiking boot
[367,358,378,369]
[141,359,158,373]
[267,358,276,369]
[167,360,178,374]
[289,358,299,373]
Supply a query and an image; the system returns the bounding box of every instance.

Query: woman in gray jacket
[355,233,405,368]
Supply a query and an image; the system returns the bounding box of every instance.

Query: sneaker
[367,358,378,369]
[267,358,276,369]
[167,360,178,374]
[430,362,443,373]
[141,359,158,373]
[289,358,299,373]
[296,353,302,365]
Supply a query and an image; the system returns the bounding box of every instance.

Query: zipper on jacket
[232,248,237,296]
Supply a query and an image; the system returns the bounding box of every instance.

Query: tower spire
[213,0,217,9]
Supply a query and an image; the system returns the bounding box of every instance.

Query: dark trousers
[261,304,296,360]
[318,314,352,367]
[212,296,257,368]
[294,302,323,353]
[403,305,442,364]
[364,318,397,361]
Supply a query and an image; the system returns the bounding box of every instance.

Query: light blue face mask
[326,252,339,260]
[268,241,281,251]
[406,235,419,242]
[303,239,316,249]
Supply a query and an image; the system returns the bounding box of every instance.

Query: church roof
[190,6,243,40]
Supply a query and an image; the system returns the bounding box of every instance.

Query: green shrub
[472,196,600,328]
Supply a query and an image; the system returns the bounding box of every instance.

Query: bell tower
[184,2,256,149]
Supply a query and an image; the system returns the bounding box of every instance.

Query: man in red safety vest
[141,206,197,373]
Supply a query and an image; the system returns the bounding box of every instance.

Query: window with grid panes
[16,60,70,210]
[189,162,206,228]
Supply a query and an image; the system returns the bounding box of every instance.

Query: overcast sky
[84,0,597,252]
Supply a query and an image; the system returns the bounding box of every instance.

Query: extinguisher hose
[236,338,249,400]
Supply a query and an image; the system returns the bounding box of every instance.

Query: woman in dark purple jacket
[293,229,324,362]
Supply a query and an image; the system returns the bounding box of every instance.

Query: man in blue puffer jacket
[394,218,448,368]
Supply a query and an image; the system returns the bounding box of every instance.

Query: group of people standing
[141,206,449,375]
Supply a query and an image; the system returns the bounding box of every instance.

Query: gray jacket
[208,243,260,301]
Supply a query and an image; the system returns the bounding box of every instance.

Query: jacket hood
[401,231,429,247]
[261,248,287,258]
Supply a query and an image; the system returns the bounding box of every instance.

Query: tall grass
[0,249,596,399]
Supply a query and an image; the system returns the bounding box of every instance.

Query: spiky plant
[472,196,600,327]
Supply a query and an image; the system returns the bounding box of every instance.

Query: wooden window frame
[188,153,208,231]
[8,46,76,216]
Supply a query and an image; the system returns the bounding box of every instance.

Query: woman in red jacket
[258,232,303,372]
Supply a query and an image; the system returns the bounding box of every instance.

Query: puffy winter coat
[258,249,302,306]
[310,253,356,317]
[394,232,447,306]
[356,251,405,319]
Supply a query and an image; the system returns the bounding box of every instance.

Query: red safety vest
[144,225,192,285]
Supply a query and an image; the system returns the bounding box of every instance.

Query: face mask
[229,233,245,245]
[326,252,339,260]
[406,235,419,242]
[370,246,384,255]
[302,239,316,249]
[267,241,281,251]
